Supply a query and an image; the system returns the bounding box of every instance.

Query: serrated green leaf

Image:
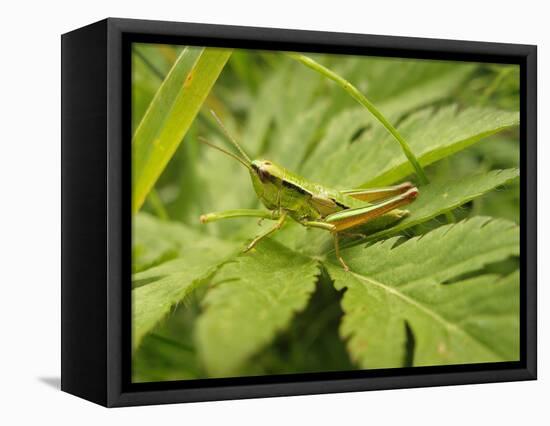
[327,217,519,368]
[271,101,329,170]
[133,332,201,383]
[334,57,474,108]
[290,53,430,183]
[196,239,320,376]
[366,168,519,240]
[132,214,240,350]
[300,61,475,176]
[240,67,287,157]
[365,106,519,186]
[376,64,476,118]
[132,47,233,213]
[271,61,323,135]
[133,212,239,272]
[303,105,518,188]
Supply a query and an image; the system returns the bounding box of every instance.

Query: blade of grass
[133,47,202,177]
[132,47,233,214]
[288,53,429,185]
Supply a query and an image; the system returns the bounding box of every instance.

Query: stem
[200,209,280,223]
[287,53,429,185]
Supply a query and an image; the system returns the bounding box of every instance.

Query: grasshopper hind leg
[333,233,350,272]
[328,187,419,271]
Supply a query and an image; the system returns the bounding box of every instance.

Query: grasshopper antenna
[198,137,252,170]
[209,110,252,163]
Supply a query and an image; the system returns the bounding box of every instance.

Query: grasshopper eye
[252,162,271,182]
[259,168,270,182]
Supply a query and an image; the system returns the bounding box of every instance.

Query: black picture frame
[61,17,537,407]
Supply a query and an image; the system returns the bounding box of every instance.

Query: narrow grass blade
[288,53,429,185]
[132,47,233,214]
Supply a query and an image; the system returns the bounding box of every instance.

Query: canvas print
[131,44,520,383]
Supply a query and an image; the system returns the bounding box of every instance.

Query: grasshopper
[199,112,419,271]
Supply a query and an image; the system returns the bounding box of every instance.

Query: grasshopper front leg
[199,208,286,253]
[244,211,287,252]
[200,209,281,224]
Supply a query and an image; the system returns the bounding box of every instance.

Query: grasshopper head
[250,159,286,210]
[250,160,284,183]
[201,111,285,210]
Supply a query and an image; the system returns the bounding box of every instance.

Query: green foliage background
[131,44,520,382]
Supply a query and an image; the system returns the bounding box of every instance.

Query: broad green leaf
[333,57,475,108]
[196,239,320,377]
[240,67,287,157]
[133,265,213,352]
[132,214,239,350]
[132,47,233,213]
[364,106,519,186]
[133,213,179,273]
[300,106,371,175]
[270,61,323,137]
[240,59,324,160]
[366,168,519,241]
[133,332,201,383]
[303,105,518,188]
[327,217,519,369]
[244,275,355,376]
[271,101,329,170]
[290,53,429,183]
[299,61,475,176]
[133,277,205,383]
[133,212,239,272]
[375,64,476,118]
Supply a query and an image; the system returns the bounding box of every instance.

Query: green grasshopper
[199,112,418,271]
